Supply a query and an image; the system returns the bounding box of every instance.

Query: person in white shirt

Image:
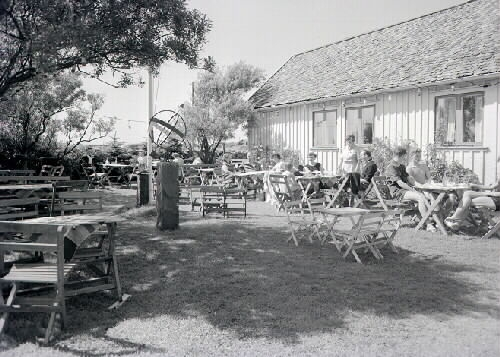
[192,153,203,165]
[407,148,431,185]
[172,153,184,180]
[271,153,286,172]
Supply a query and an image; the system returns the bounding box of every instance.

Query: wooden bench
[0,170,36,176]
[0,216,125,343]
[0,175,70,184]
[0,197,40,220]
[0,223,67,343]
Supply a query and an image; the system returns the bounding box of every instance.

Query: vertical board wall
[249,83,500,183]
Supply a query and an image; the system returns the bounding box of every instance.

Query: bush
[367,138,415,175]
[367,138,479,184]
[426,143,479,183]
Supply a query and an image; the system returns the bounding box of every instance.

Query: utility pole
[147,69,154,203]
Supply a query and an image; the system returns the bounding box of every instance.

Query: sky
[83,0,466,145]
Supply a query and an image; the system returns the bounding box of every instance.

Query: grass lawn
[1,188,499,356]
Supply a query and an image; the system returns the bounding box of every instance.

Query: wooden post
[156,162,179,230]
[137,172,150,206]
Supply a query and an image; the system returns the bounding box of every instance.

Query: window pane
[345,108,360,143]
[462,95,483,143]
[361,106,375,144]
[313,110,336,146]
[435,97,456,144]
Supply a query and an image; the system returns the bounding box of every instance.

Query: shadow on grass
[5,208,499,354]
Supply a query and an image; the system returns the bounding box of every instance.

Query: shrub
[425,143,479,183]
[367,138,415,174]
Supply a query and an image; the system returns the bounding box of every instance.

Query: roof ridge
[296,0,480,57]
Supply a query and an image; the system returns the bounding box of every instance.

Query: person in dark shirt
[360,150,377,190]
[385,146,435,231]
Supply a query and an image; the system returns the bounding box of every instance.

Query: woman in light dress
[337,135,361,206]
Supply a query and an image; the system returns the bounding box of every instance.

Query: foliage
[367,138,479,184]
[0,0,211,98]
[0,73,114,168]
[425,143,479,183]
[182,62,265,163]
[251,144,302,169]
[367,138,415,175]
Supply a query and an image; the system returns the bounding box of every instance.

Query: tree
[0,0,211,98]
[182,62,264,163]
[0,73,114,168]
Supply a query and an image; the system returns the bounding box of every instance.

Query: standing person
[359,150,378,191]
[172,153,184,180]
[338,135,361,205]
[385,146,436,232]
[407,148,431,185]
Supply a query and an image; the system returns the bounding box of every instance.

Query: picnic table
[415,183,471,235]
[0,213,127,342]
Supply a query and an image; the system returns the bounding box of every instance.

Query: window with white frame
[345,105,375,144]
[312,110,337,147]
[435,92,484,145]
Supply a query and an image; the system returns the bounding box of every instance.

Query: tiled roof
[250,0,500,108]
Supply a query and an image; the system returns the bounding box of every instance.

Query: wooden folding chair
[478,208,500,239]
[370,176,416,219]
[353,171,380,209]
[340,211,387,263]
[283,200,323,246]
[268,173,295,211]
[370,209,404,256]
[324,175,349,208]
[0,223,67,344]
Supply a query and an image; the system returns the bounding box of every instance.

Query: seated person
[445,161,500,230]
[271,153,286,172]
[386,146,437,231]
[283,162,303,201]
[304,152,323,174]
[408,148,457,212]
[360,150,377,191]
[407,148,431,185]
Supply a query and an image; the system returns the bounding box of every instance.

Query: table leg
[107,223,123,300]
[415,192,448,234]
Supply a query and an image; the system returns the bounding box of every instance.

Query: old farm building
[248,0,500,184]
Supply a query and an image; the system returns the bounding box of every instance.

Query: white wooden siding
[249,81,500,183]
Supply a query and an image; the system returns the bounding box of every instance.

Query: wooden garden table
[415,183,471,235]
[297,174,338,199]
[232,170,268,189]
